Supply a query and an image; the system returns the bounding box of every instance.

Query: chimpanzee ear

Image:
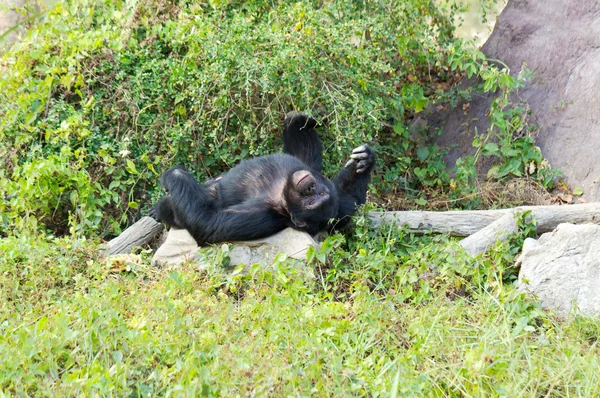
[290,213,307,228]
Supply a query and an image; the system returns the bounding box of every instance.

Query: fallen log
[368,209,506,236]
[105,216,164,256]
[369,202,600,236]
[105,203,600,256]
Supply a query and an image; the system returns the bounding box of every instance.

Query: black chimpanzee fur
[149,112,375,244]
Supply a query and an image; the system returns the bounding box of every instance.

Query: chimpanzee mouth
[305,192,330,209]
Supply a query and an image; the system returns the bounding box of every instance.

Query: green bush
[0,0,459,237]
[0,0,550,238]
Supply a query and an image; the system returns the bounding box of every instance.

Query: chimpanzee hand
[344,145,375,174]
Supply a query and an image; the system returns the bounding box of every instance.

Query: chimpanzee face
[291,170,330,210]
[285,169,337,232]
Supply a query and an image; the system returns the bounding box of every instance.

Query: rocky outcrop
[517,223,600,316]
[0,0,27,48]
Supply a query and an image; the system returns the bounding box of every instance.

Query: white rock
[517,223,600,316]
[152,228,199,266]
[152,227,318,268]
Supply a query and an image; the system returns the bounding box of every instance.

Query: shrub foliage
[0,0,548,238]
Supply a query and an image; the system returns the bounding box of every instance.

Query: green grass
[1,231,599,396]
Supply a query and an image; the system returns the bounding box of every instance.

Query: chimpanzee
[149,112,375,244]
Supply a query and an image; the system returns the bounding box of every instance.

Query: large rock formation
[430,0,600,199]
[0,0,27,48]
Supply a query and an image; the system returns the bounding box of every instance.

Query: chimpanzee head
[284,169,338,234]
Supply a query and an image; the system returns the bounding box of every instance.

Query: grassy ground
[2,228,600,396]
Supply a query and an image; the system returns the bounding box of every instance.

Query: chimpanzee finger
[351,152,369,160]
[356,160,370,173]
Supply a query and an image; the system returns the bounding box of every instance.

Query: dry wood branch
[369,202,600,236]
[105,216,164,256]
[458,211,519,255]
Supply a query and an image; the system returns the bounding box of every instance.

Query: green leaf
[482,142,499,156]
[500,146,519,157]
[413,167,425,178]
[417,146,430,162]
[393,123,405,136]
[486,165,500,179]
[126,160,139,175]
[36,316,49,332]
[414,97,428,112]
[25,112,38,125]
[112,350,123,362]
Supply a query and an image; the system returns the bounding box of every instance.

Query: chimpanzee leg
[153,165,216,238]
[150,168,222,227]
[331,145,375,230]
[156,166,287,244]
[283,111,323,172]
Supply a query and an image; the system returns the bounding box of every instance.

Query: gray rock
[517,223,600,316]
[152,227,318,269]
[152,228,199,266]
[428,0,600,199]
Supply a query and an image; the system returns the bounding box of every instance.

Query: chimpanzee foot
[148,205,159,221]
